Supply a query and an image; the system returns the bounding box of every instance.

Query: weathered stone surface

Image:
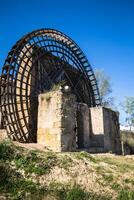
[89,107,104,148]
[0,129,8,140]
[89,106,121,153]
[77,103,90,148]
[103,108,121,154]
[37,89,77,152]
[1,81,121,154]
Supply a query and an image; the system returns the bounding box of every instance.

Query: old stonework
[37,88,121,153]
[0,28,121,154]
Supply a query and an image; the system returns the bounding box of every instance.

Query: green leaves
[95,69,114,108]
[123,97,134,130]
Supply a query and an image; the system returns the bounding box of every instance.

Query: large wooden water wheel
[0,29,100,142]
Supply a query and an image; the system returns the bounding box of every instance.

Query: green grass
[0,140,58,175]
[15,150,58,175]
[57,155,74,170]
[98,156,134,172]
[0,140,15,160]
[0,162,47,200]
[48,182,67,200]
[111,182,134,200]
[102,173,114,182]
[74,151,97,162]
[0,140,134,200]
[48,182,110,200]
[124,178,134,185]
[117,188,134,200]
[94,156,134,200]
[65,186,89,200]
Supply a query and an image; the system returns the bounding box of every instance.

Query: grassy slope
[0,140,134,200]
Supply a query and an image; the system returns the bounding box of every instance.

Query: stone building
[0,28,121,153]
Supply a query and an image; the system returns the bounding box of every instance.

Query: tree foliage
[95,69,113,108]
[123,97,134,131]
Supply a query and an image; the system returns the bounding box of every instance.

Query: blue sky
[0,0,134,123]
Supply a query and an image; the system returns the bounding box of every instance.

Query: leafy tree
[95,69,114,108]
[123,97,134,131]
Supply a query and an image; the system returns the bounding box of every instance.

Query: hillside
[0,140,134,200]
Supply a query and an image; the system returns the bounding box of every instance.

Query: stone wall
[89,106,121,153]
[37,88,77,152]
[0,129,8,141]
[89,107,104,148]
[103,108,121,153]
[77,103,90,148]
[0,82,121,154]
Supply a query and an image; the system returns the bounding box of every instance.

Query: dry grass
[0,140,134,200]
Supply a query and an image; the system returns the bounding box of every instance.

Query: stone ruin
[0,28,121,153]
[37,88,121,153]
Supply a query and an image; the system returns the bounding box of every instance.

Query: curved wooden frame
[0,28,100,142]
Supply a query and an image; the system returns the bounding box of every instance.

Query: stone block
[89,106,121,153]
[77,103,90,148]
[37,89,77,152]
[0,129,8,141]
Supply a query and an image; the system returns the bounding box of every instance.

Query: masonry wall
[89,107,104,148]
[89,106,121,153]
[0,82,121,154]
[103,108,121,153]
[77,103,90,148]
[0,129,7,141]
[37,89,77,152]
